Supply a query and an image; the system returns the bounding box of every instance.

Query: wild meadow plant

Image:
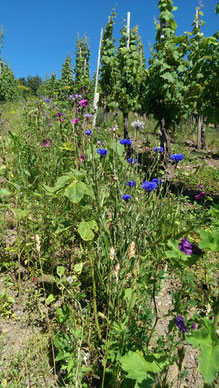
[0,95,218,387]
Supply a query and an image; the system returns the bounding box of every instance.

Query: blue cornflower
[127,157,138,164]
[154,146,163,153]
[97,148,108,157]
[142,181,158,191]
[45,99,50,102]
[120,138,132,146]
[152,178,162,185]
[85,129,92,135]
[126,181,136,187]
[170,154,184,162]
[122,194,132,201]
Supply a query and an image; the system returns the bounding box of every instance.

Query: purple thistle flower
[175,315,188,333]
[126,181,136,187]
[154,146,163,153]
[191,323,196,330]
[57,112,62,117]
[71,118,79,124]
[179,237,201,256]
[79,99,89,107]
[79,153,85,162]
[120,138,132,146]
[152,178,162,185]
[195,191,206,200]
[170,154,184,162]
[142,181,158,192]
[97,148,108,157]
[42,138,52,148]
[122,194,132,201]
[85,129,92,136]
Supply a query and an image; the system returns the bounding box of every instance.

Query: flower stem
[88,250,102,341]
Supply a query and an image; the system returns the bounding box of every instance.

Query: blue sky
[0,0,218,79]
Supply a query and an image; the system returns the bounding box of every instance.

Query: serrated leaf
[64,181,86,203]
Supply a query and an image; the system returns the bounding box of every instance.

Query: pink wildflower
[71,118,79,124]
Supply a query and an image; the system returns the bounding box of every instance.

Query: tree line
[0,0,218,152]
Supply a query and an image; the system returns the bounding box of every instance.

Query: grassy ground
[0,101,218,387]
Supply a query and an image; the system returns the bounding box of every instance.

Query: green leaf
[120,352,152,383]
[13,208,29,218]
[124,288,136,309]
[74,262,84,275]
[78,219,98,241]
[64,181,86,203]
[85,185,95,199]
[0,188,12,197]
[199,230,219,252]
[199,344,219,384]
[177,65,186,72]
[120,351,168,384]
[46,294,55,305]
[43,185,55,194]
[57,266,65,277]
[53,175,71,192]
[161,72,175,83]
[186,319,219,384]
[187,327,210,348]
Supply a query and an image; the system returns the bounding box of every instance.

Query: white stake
[127,12,130,49]
[92,27,103,129]
[196,8,199,29]
[84,58,87,75]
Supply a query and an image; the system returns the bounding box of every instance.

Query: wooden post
[92,27,103,129]
[127,12,130,49]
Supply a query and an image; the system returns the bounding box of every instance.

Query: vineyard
[0,1,219,387]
